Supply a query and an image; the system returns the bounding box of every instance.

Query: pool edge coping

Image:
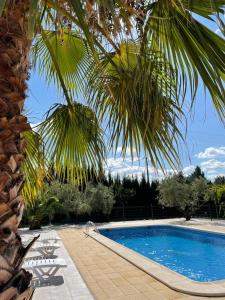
[88,223,225,297]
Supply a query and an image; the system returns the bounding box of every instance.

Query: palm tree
[0,0,224,298]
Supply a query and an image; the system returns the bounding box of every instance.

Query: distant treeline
[23,166,225,228]
[89,165,225,208]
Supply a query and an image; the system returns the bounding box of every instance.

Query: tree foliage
[187,166,205,183]
[24,168,225,226]
[214,176,225,185]
[85,183,114,215]
[204,184,225,218]
[24,180,115,227]
[158,174,209,220]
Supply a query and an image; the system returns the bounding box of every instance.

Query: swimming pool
[99,225,225,282]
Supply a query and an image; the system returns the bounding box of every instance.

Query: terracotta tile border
[88,223,225,297]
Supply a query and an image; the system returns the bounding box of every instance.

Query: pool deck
[58,218,225,299]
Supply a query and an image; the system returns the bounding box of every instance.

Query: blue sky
[26,15,225,181]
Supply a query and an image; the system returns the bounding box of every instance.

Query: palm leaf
[87,42,183,170]
[38,102,105,184]
[32,29,90,98]
[146,1,225,118]
[21,130,47,204]
[27,0,40,38]
[182,0,225,18]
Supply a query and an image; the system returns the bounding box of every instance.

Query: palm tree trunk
[0,1,37,298]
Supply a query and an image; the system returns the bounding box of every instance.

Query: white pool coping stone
[88,220,225,297]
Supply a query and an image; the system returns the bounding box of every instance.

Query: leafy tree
[0,0,224,296]
[43,181,91,217]
[107,172,114,187]
[137,174,150,205]
[86,183,114,216]
[158,175,208,221]
[205,185,225,218]
[114,184,136,219]
[187,166,205,183]
[112,175,137,206]
[26,181,115,224]
[214,176,225,185]
[132,176,140,194]
[149,180,160,206]
[192,178,209,203]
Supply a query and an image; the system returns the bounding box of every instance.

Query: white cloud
[192,146,225,179]
[198,159,225,180]
[182,165,195,176]
[200,159,225,170]
[114,146,137,156]
[105,156,146,179]
[196,147,225,159]
[104,144,225,181]
[105,156,174,180]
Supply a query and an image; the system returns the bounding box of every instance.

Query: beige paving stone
[141,274,159,284]
[118,284,140,295]
[91,290,108,300]
[111,294,148,300]
[134,282,161,293]
[100,286,124,297]
[111,277,129,286]
[83,274,96,283]
[142,290,168,300]
[86,264,99,271]
[157,288,184,300]
[105,272,122,279]
[93,275,109,282]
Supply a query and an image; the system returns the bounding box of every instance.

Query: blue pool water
[99,225,225,282]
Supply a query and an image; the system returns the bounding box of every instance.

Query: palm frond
[87,42,183,170]
[38,102,105,184]
[27,0,40,38]
[182,0,225,18]
[21,130,46,204]
[32,29,90,98]
[146,1,225,118]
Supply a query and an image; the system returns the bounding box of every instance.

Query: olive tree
[86,183,115,216]
[158,174,208,221]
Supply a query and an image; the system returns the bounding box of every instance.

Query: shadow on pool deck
[31,275,64,288]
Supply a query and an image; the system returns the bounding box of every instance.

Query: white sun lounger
[23,258,67,279]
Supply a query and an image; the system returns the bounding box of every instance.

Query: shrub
[26,195,61,229]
